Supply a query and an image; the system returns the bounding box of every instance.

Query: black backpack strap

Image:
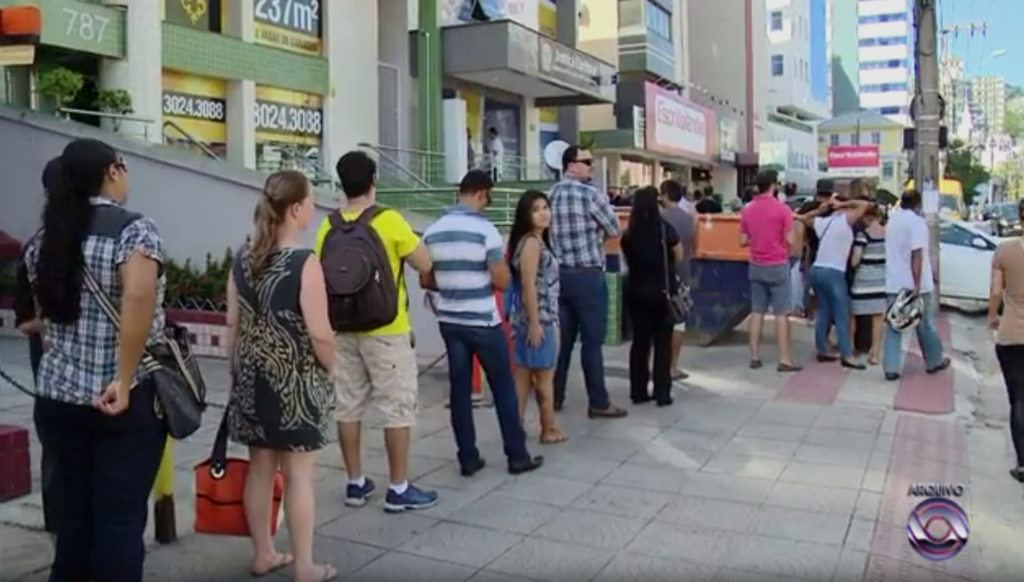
[328,210,345,230]
[357,205,388,225]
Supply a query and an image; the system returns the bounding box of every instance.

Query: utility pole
[914,0,942,308]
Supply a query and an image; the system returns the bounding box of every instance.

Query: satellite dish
[543,140,570,171]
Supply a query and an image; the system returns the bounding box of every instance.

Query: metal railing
[58,108,154,142]
[162,120,221,161]
[374,186,521,227]
[470,152,556,182]
[358,142,439,188]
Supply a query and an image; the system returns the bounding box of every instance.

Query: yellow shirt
[314,208,420,336]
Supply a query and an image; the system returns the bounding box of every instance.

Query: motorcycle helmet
[885,289,924,332]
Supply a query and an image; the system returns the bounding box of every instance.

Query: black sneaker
[884,372,901,381]
[926,357,952,374]
[508,456,544,475]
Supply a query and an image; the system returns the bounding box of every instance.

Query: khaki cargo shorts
[334,334,418,428]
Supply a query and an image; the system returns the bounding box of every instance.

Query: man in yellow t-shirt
[315,151,435,513]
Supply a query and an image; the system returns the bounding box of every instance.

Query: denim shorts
[512,322,558,370]
[749,262,792,315]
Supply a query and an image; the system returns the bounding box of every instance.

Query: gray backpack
[320,206,401,332]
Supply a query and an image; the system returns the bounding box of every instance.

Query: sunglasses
[113,157,128,173]
[574,159,594,167]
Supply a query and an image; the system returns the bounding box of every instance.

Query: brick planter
[0,300,230,359]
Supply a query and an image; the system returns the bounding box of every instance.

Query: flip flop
[252,553,294,577]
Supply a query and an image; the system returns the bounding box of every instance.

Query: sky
[941,0,1023,86]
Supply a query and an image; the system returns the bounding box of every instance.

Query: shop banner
[253,0,321,55]
[827,145,880,177]
[255,86,323,147]
[644,82,715,161]
[162,70,227,156]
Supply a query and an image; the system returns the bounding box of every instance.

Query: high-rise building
[829,0,913,126]
[764,0,830,189]
[970,75,1007,137]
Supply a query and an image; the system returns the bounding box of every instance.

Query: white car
[938,219,999,301]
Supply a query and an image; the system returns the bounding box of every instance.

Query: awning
[442,20,617,107]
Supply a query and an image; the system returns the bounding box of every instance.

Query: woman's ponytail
[35,171,94,323]
[248,196,280,277]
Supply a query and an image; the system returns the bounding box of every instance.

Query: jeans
[627,293,673,402]
[995,344,1024,466]
[554,268,611,409]
[439,322,530,467]
[810,266,853,359]
[35,379,167,582]
[882,292,944,375]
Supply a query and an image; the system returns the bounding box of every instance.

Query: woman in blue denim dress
[508,190,566,444]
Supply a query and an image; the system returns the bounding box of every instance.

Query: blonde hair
[249,170,311,277]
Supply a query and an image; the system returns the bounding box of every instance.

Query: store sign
[163,92,226,122]
[644,82,715,160]
[254,101,322,136]
[537,36,601,92]
[45,0,125,58]
[253,0,321,55]
[161,70,228,149]
[827,145,880,177]
[255,86,323,145]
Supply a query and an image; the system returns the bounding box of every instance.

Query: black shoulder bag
[82,267,208,439]
[661,222,693,324]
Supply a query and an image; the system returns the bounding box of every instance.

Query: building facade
[829,0,913,126]
[0,0,614,183]
[970,75,1007,139]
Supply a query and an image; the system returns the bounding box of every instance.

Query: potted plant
[163,248,233,324]
[94,88,134,131]
[34,67,85,116]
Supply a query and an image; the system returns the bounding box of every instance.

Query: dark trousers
[996,344,1024,466]
[26,333,62,537]
[554,268,611,409]
[35,380,167,582]
[439,322,529,468]
[627,294,673,402]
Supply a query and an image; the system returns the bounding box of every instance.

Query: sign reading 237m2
[254,0,320,35]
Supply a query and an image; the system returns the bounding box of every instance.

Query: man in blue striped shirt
[422,171,543,476]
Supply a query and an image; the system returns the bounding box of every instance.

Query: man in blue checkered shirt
[548,145,627,418]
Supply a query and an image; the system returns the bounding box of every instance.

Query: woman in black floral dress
[225,170,338,582]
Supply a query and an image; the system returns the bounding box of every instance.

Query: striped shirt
[423,205,503,327]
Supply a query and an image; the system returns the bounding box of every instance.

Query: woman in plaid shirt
[23,138,168,582]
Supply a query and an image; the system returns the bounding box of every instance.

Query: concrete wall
[0,107,446,359]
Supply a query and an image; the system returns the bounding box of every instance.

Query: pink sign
[827,146,881,177]
[644,82,716,161]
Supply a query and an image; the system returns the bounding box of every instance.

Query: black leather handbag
[83,266,208,439]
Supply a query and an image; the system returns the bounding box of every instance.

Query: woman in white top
[798,196,872,369]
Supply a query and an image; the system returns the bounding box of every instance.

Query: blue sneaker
[383,483,439,513]
[345,477,377,507]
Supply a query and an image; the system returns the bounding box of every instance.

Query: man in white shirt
[882,189,951,381]
[487,127,504,182]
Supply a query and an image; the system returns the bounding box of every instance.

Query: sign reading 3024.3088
[254,0,321,35]
[255,101,323,136]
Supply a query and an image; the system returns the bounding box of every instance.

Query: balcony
[441,19,617,106]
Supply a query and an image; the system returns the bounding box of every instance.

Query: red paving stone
[893,316,955,415]
[774,360,849,404]
[864,416,976,582]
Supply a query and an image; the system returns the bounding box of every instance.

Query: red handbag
[194,412,284,537]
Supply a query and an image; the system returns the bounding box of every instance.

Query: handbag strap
[660,222,672,296]
[209,409,230,479]
[81,265,157,368]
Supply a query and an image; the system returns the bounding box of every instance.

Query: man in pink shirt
[740,169,801,372]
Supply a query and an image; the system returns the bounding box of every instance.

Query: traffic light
[0,6,41,66]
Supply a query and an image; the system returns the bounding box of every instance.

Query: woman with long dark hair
[621,186,682,406]
[226,171,337,581]
[24,138,167,582]
[507,190,565,444]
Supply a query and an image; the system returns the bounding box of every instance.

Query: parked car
[938,219,999,301]
[985,201,1022,237]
